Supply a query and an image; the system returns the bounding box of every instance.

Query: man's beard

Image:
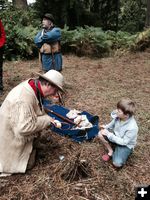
[42,25,48,29]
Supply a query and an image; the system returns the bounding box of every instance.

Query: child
[98,98,138,168]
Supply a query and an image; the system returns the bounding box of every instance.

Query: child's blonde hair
[117,98,136,117]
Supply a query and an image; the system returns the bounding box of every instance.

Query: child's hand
[100,124,106,129]
[101,129,108,136]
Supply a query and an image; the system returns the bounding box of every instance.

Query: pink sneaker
[102,154,111,162]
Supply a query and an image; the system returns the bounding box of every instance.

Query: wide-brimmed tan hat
[36,70,64,92]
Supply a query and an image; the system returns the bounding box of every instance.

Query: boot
[27,149,36,170]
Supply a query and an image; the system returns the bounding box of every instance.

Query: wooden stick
[44,107,76,125]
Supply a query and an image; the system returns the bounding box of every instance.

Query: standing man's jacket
[0,81,51,174]
[34,27,62,72]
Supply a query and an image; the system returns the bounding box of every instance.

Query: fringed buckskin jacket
[0,80,51,174]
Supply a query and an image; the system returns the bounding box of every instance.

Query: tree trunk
[12,0,28,9]
[145,0,150,27]
[115,0,120,32]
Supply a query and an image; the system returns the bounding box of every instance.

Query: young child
[98,98,138,168]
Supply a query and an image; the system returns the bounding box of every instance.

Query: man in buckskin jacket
[34,13,62,72]
[0,70,64,176]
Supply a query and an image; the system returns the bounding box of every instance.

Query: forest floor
[0,50,150,200]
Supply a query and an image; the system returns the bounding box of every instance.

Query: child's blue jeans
[112,145,133,167]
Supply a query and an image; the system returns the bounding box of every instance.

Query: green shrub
[106,30,137,50]
[61,26,138,56]
[0,8,40,60]
[131,29,150,51]
[0,8,149,59]
[61,26,113,56]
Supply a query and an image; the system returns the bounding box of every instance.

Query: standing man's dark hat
[43,13,55,23]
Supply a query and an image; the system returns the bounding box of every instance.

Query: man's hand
[53,120,62,128]
[48,119,62,129]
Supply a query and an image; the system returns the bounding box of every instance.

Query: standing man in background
[0,19,6,95]
[34,13,62,72]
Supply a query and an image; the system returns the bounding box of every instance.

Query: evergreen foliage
[0,8,40,60]
[0,1,150,60]
[119,0,145,33]
[33,0,146,33]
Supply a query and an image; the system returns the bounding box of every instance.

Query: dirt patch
[0,51,150,200]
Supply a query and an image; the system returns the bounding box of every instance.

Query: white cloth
[66,110,93,130]
[66,109,81,119]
